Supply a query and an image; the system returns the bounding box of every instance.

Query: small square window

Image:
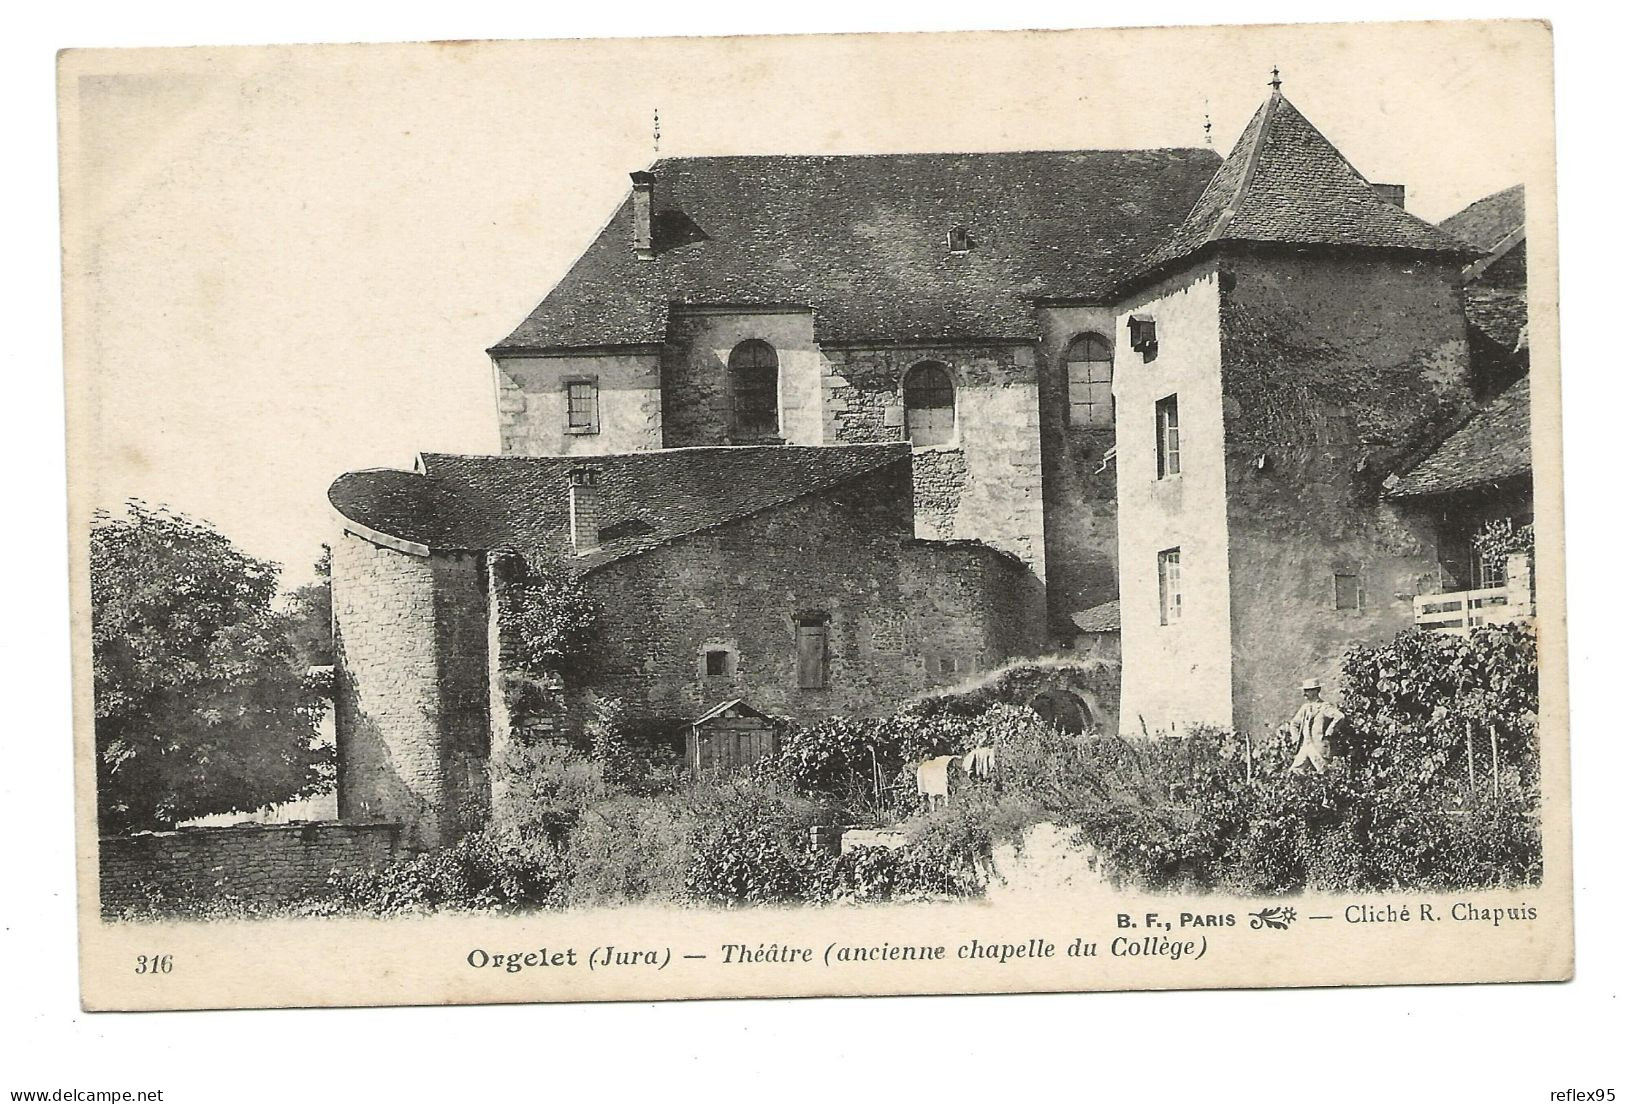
[705,650,730,677]
[1334,573,1363,611]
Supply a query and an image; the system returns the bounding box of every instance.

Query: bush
[304,829,564,916]
[805,844,981,904]
[561,793,697,907]
[683,778,825,906]
[490,739,614,844]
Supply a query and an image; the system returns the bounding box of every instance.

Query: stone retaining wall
[99,820,405,917]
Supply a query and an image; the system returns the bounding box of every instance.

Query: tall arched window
[903,362,956,447]
[1065,332,1114,428]
[728,340,779,440]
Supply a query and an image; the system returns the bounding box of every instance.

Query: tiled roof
[492,149,1222,351]
[1133,93,1472,285]
[1464,286,1528,352]
[329,444,912,570]
[1071,599,1121,633]
[1386,376,1532,498]
[1440,184,1524,251]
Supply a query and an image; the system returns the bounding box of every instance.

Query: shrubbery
[1069,626,1541,894]
[278,625,1541,915]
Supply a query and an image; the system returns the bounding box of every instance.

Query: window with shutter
[1158,547,1183,625]
[795,619,828,689]
[1156,394,1181,478]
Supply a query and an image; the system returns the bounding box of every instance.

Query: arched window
[903,362,955,447]
[728,340,779,439]
[1065,332,1114,428]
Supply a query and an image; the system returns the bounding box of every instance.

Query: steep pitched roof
[493,149,1222,351]
[1441,184,1524,251]
[1386,376,1532,498]
[1438,185,1527,349]
[1133,93,1472,286]
[329,443,912,570]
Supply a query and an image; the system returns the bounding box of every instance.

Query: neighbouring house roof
[1132,92,1472,288]
[328,443,912,571]
[1386,376,1532,499]
[1463,286,1528,352]
[491,148,1222,351]
[1071,599,1121,633]
[1440,184,1524,252]
[1442,185,1527,347]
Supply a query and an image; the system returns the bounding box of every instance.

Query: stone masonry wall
[1035,305,1122,623]
[99,822,403,917]
[574,461,1036,736]
[494,351,663,456]
[333,531,488,848]
[661,309,824,447]
[1219,251,1472,735]
[822,343,1047,618]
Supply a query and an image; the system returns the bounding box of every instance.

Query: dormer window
[1129,315,1158,359]
[946,226,973,254]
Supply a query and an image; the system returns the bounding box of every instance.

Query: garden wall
[99,820,405,917]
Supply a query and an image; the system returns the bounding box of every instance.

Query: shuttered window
[1156,394,1181,478]
[795,620,828,690]
[1158,548,1183,625]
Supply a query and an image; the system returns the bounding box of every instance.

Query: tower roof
[1131,91,1473,287]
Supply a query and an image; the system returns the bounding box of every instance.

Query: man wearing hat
[1283,678,1346,774]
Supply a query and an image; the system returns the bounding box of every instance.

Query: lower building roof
[328,443,913,571]
[1385,375,1532,499]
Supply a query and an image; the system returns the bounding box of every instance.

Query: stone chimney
[630,171,656,261]
[568,467,602,554]
[1372,182,1406,209]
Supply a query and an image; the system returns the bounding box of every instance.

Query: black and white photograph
[56,17,1572,1015]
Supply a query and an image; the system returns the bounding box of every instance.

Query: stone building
[330,445,1035,845]
[328,80,1534,842]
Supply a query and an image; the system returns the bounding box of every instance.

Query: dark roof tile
[1135,94,1472,284]
[1386,376,1531,498]
[329,444,912,570]
[1071,599,1121,633]
[493,149,1222,351]
[1440,184,1524,251]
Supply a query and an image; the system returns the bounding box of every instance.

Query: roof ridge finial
[653,107,661,156]
[1203,99,1213,146]
[1269,66,1282,93]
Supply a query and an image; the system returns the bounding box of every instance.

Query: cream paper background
[60,19,1571,1013]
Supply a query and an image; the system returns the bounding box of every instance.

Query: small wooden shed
[688,699,779,776]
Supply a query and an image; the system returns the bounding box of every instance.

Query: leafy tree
[91,501,332,833]
[503,557,599,680]
[282,545,333,668]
